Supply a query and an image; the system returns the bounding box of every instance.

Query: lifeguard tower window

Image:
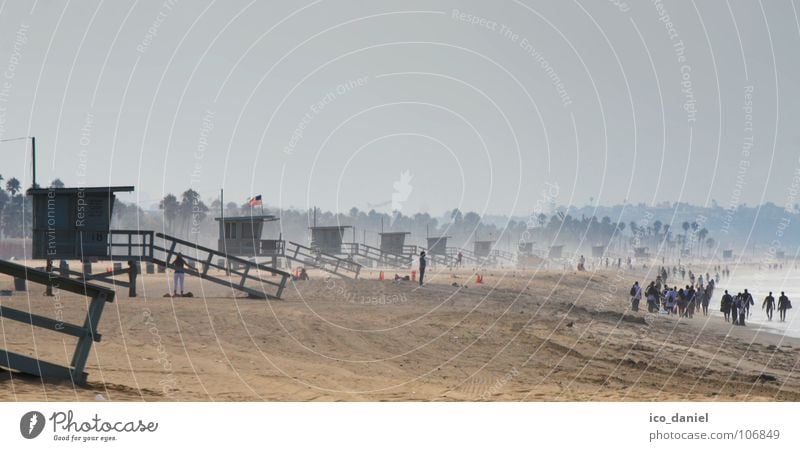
[27,186,134,260]
[225,222,237,239]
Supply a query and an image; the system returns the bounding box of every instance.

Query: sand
[1,263,799,401]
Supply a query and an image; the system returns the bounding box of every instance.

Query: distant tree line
[1,173,793,259]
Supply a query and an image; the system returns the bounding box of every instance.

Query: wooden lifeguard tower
[310,225,350,255]
[379,231,412,255]
[473,240,494,259]
[591,245,606,258]
[548,245,564,259]
[215,214,284,267]
[29,186,134,259]
[634,246,650,258]
[426,236,452,265]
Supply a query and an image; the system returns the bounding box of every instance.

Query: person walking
[646,282,658,313]
[735,294,746,326]
[418,251,427,286]
[763,291,776,321]
[172,253,187,297]
[630,281,641,312]
[697,284,709,316]
[778,291,791,322]
[721,290,733,322]
[742,289,754,318]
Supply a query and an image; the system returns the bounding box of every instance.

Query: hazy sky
[1,0,799,217]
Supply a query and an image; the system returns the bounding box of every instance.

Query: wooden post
[45,259,53,296]
[128,260,138,297]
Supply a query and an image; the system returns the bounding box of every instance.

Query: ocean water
[710,269,800,338]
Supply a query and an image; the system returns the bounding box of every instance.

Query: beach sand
[1,264,799,401]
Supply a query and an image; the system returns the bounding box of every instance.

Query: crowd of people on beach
[629,265,792,325]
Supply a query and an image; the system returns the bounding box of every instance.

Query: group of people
[719,289,754,325]
[630,278,716,318]
[629,272,793,326]
[720,290,792,324]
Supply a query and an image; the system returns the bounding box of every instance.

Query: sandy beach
[1,264,799,401]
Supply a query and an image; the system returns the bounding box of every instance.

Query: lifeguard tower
[722,249,733,260]
[473,240,494,259]
[215,214,284,268]
[422,236,451,266]
[548,245,564,259]
[379,231,413,255]
[518,242,534,254]
[591,245,606,258]
[310,225,350,254]
[634,246,650,258]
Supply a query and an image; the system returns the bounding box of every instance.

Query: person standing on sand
[778,292,791,322]
[721,290,732,322]
[763,291,775,321]
[418,251,427,286]
[172,253,187,297]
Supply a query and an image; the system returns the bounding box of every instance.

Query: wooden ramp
[150,233,290,299]
[0,259,115,385]
[343,243,412,268]
[285,241,361,279]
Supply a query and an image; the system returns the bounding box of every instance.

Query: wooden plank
[0,305,100,342]
[0,349,87,384]
[0,260,115,302]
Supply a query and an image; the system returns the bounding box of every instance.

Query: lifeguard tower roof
[310,225,352,230]
[214,214,279,223]
[26,186,135,195]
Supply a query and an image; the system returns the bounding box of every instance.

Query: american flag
[248,194,262,206]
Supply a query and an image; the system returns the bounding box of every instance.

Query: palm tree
[159,194,180,233]
[5,177,21,196]
[697,228,708,256]
[179,189,208,235]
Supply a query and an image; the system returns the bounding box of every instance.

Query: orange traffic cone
[411,270,416,281]
[379,271,385,281]
[476,274,484,284]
